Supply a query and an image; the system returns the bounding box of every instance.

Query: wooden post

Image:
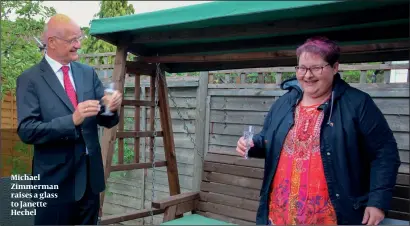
[140,87,147,225]
[383,70,391,84]
[235,75,241,84]
[257,72,264,83]
[224,73,230,83]
[240,73,246,83]
[99,45,128,215]
[149,75,155,162]
[192,71,208,191]
[275,72,282,86]
[208,73,214,84]
[157,74,181,196]
[203,96,211,161]
[360,70,367,84]
[134,73,141,163]
[118,103,125,164]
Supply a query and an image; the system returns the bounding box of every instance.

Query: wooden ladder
[98,46,181,224]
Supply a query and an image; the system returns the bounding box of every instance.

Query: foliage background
[1,1,56,96]
[0,0,137,175]
[79,0,135,64]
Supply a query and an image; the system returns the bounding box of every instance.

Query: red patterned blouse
[268,103,338,225]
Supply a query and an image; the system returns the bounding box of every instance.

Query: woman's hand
[236,136,254,157]
[362,207,385,225]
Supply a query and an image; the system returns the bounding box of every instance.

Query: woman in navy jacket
[236,37,401,225]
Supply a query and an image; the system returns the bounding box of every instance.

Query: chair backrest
[198,149,263,224]
[198,150,409,223]
[389,172,409,221]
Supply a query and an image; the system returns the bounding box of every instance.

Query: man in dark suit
[16,14,122,225]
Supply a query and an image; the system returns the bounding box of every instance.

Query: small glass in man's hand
[101,82,115,116]
[243,125,254,159]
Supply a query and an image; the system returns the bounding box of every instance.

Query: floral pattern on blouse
[268,103,337,225]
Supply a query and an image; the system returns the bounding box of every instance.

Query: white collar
[44,54,70,73]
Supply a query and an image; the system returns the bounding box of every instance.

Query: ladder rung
[117,131,163,138]
[121,100,155,107]
[110,161,167,172]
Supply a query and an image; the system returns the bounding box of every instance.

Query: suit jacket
[16,57,119,204]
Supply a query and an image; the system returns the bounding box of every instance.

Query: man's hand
[72,100,101,126]
[236,136,254,157]
[362,207,385,225]
[102,90,122,112]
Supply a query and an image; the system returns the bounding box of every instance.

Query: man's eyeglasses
[295,64,330,75]
[53,35,84,45]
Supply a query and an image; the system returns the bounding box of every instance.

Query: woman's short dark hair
[296,36,341,66]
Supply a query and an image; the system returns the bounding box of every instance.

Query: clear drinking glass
[243,125,254,159]
[101,82,115,116]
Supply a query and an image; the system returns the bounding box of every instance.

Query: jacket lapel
[71,62,84,103]
[39,58,75,112]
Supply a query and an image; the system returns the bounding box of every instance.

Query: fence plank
[193,71,209,191]
[208,63,409,74]
[209,132,409,151]
[210,96,276,112]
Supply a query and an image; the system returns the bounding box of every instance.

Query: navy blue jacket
[16,58,119,204]
[248,73,401,225]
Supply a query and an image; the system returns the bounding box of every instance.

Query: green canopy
[89,0,409,72]
[89,1,345,35]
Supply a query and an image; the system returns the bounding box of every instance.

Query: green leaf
[79,0,134,58]
[1,0,56,97]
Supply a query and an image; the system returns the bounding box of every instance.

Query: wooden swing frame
[90,1,410,224]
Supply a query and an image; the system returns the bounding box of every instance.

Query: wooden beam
[208,63,409,74]
[131,4,408,44]
[166,49,409,73]
[116,131,163,138]
[110,161,167,172]
[157,73,181,196]
[125,61,160,75]
[163,206,177,222]
[99,44,128,217]
[152,191,200,209]
[148,22,409,56]
[141,40,410,64]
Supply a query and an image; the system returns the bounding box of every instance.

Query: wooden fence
[205,81,409,221]
[0,94,33,177]
[99,75,409,224]
[1,52,409,224]
[208,63,409,84]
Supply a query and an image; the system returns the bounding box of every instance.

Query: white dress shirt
[44,54,76,91]
[44,54,89,154]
